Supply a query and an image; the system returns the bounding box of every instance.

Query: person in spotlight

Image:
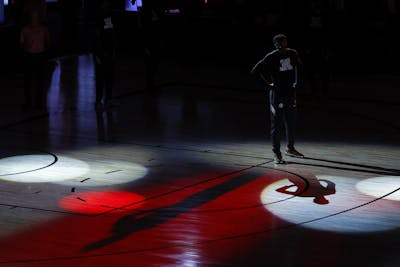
[251,34,304,164]
[93,0,118,110]
[20,8,50,111]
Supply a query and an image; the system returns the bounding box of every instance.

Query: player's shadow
[276,175,336,205]
[82,172,259,252]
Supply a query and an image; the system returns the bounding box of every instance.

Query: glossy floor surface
[0,53,399,267]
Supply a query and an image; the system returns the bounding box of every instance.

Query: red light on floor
[59,191,146,215]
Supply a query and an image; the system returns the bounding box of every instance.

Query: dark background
[1,0,399,91]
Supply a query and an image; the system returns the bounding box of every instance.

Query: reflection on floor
[0,54,399,267]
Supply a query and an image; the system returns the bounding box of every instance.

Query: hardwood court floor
[0,54,399,267]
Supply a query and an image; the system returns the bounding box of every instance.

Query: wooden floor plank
[0,54,399,267]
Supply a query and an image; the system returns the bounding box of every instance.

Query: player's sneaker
[273,151,286,164]
[285,148,304,158]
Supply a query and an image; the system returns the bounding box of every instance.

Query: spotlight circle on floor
[261,176,400,233]
[0,154,57,176]
[356,176,400,201]
[56,160,148,187]
[59,191,146,215]
[0,155,89,183]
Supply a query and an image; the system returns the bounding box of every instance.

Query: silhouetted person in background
[58,0,79,53]
[251,34,304,164]
[96,109,115,141]
[304,0,330,99]
[93,0,117,110]
[133,0,164,93]
[9,0,24,29]
[22,0,46,22]
[20,8,50,111]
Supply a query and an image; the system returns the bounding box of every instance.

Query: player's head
[273,34,287,49]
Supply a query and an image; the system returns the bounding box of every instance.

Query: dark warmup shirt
[251,48,301,98]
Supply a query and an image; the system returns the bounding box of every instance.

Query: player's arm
[251,56,273,87]
[293,49,303,89]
